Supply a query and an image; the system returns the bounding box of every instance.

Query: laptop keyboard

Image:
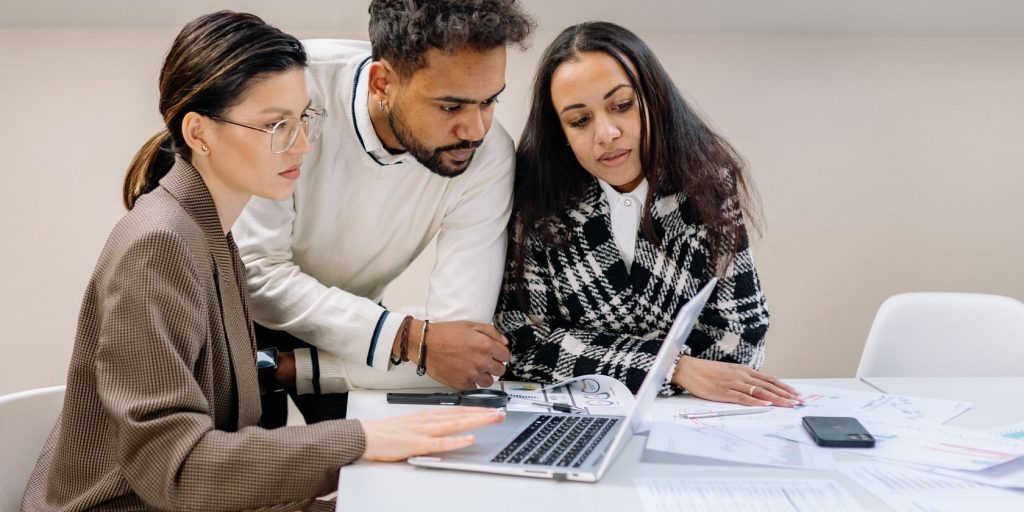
[491,415,619,468]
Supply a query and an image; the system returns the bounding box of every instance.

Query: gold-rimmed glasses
[206,107,327,154]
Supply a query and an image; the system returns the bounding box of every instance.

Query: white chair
[856,293,1024,377]
[0,385,65,512]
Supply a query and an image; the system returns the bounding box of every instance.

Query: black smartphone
[802,416,875,448]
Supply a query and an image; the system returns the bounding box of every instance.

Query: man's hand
[672,356,802,407]
[406,320,510,390]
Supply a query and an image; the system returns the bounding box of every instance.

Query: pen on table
[527,400,585,413]
[679,406,772,419]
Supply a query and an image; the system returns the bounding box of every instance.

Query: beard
[386,103,482,178]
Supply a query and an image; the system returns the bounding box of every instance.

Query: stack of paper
[643,382,1024,508]
[645,383,976,470]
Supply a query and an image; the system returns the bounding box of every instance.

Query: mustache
[435,139,483,153]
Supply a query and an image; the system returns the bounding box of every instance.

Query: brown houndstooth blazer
[22,159,365,511]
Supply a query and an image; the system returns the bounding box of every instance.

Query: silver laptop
[408,277,718,482]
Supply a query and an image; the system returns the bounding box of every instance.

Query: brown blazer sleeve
[93,230,365,511]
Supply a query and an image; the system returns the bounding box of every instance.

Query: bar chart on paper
[991,421,1024,441]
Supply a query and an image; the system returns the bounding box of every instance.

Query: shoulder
[564,179,605,225]
[301,39,371,107]
[521,179,604,233]
[301,39,372,66]
[652,189,702,228]
[514,181,602,253]
[101,190,208,281]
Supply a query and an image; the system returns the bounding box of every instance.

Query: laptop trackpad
[443,412,536,460]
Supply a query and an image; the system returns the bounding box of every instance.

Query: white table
[336,378,920,511]
[862,377,1024,429]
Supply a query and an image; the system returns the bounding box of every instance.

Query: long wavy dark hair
[511,21,759,284]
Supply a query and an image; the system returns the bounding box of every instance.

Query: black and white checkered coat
[495,179,769,394]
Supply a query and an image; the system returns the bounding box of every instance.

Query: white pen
[519,399,585,414]
[679,406,772,419]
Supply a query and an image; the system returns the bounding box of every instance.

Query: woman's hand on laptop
[673,357,803,408]
[359,406,506,462]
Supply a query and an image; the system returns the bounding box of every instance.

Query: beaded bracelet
[416,320,430,376]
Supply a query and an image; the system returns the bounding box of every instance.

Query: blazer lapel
[160,159,261,429]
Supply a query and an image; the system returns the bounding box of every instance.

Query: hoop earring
[378,99,386,112]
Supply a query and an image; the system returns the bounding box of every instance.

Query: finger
[748,378,801,406]
[404,409,499,432]
[724,389,773,407]
[415,410,506,436]
[417,434,476,455]
[491,342,511,363]
[751,370,802,398]
[406,406,497,423]
[472,323,503,341]
[747,384,795,408]
[474,373,496,389]
[487,359,507,377]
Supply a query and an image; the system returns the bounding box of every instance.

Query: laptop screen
[626,277,718,434]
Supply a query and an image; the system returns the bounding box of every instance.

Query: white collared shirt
[597,177,649,272]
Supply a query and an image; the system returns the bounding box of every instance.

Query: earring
[201,145,208,152]
[378,99,386,112]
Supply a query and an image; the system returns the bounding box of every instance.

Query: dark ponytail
[123,131,175,209]
[122,11,307,209]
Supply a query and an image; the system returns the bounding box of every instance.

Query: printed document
[636,478,865,512]
[840,463,1024,512]
[495,375,633,416]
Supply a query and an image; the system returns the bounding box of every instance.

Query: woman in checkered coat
[496,22,801,407]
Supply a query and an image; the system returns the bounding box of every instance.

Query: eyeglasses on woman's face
[206,107,327,154]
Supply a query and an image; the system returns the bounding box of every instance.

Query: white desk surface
[862,376,1024,429]
[336,378,920,512]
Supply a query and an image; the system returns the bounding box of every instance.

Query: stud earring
[201,145,208,152]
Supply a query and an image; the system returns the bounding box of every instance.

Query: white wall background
[1,1,1022,395]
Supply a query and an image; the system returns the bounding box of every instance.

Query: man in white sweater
[233,0,535,425]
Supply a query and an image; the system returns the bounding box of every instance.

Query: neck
[190,159,252,235]
[612,174,645,194]
[367,93,405,150]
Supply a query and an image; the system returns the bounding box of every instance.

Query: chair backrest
[0,385,65,512]
[856,293,1024,377]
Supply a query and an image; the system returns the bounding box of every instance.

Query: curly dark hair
[368,0,534,77]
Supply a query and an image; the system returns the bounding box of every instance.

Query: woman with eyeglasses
[496,22,801,408]
[22,11,502,512]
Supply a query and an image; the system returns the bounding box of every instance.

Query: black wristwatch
[256,347,285,393]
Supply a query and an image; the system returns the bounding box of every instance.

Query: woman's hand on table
[360,406,505,462]
[673,356,803,407]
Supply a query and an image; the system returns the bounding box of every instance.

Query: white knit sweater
[233,39,515,393]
